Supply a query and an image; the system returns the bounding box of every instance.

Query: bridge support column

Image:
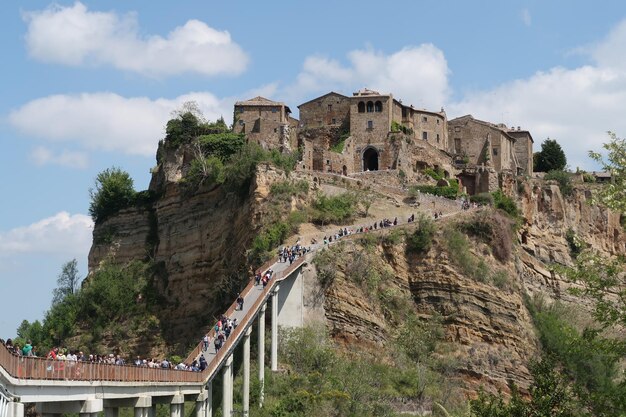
[243,326,252,416]
[222,354,233,417]
[170,395,184,417]
[194,389,208,417]
[7,403,24,417]
[133,397,152,417]
[258,303,266,407]
[207,381,213,417]
[271,285,280,372]
[104,407,119,417]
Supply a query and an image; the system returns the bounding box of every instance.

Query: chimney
[517,126,521,131]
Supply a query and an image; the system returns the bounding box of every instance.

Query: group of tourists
[255,268,274,288]
[278,243,309,264]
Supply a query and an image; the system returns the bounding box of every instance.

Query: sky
[2,0,626,337]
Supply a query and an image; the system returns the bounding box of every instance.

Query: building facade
[233,96,297,151]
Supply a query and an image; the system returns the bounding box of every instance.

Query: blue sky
[2,0,626,337]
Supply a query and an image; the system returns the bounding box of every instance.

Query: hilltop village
[234,88,534,194]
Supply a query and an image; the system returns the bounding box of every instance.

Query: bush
[410,185,458,199]
[565,228,586,259]
[88,167,136,223]
[270,180,309,200]
[309,193,358,225]
[470,192,493,206]
[405,215,435,255]
[460,211,514,262]
[445,229,489,282]
[545,169,573,197]
[197,132,245,161]
[423,167,444,181]
[492,189,519,218]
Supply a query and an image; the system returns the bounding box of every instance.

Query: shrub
[309,193,357,225]
[270,180,309,199]
[492,189,519,218]
[445,229,488,282]
[423,167,444,181]
[564,228,586,259]
[410,185,458,199]
[545,169,573,197]
[88,167,136,223]
[197,132,245,161]
[470,192,493,206]
[460,211,514,262]
[405,215,435,255]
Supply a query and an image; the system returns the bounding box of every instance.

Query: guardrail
[0,256,307,384]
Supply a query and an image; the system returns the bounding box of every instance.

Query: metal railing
[0,256,307,385]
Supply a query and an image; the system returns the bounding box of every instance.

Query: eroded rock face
[88,146,291,354]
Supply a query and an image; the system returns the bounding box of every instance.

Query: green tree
[534,138,567,172]
[589,131,626,214]
[52,259,81,305]
[88,167,136,223]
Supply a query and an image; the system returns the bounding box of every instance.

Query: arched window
[366,101,374,113]
[374,101,383,112]
[358,101,365,113]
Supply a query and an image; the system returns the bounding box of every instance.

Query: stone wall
[350,95,392,140]
[233,105,289,150]
[510,131,533,175]
[298,93,350,129]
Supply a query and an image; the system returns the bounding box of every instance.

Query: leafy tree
[534,138,567,172]
[88,167,136,223]
[545,170,573,197]
[589,131,626,214]
[52,259,81,305]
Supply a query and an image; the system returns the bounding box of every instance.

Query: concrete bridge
[0,253,309,417]
[0,206,467,417]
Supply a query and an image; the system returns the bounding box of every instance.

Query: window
[319,120,323,127]
[422,116,428,122]
[274,128,277,133]
[422,131,428,140]
[331,118,336,124]
[326,160,330,165]
[272,108,277,113]
[454,126,461,132]
[436,134,440,143]
[328,104,332,112]
[238,120,244,126]
[374,101,383,112]
[454,138,461,153]
[493,148,498,156]
[367,120,373,129]
[358,101,365,113]
[436,119,440,125]
[366,101,374,113]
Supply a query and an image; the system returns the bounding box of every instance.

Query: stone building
[233,96,297,151]
[297,92,351,129]
[508,128,534,175]
[298,88,450,176]
[448,115,533,194]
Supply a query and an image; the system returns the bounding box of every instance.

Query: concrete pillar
[134,397,152,417]
[207,381,213,417]
[243,326,252,416]
[258,303,266,407]
[222,354,233,417]
[104,407,119,417]
[194,390,208,417]
[170,395,184,417]
[271,285,280,372]
[7,403,25,417]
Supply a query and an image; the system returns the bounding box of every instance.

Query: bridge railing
[0,341,204,383]
[184,259,278,365]
[200,256,307,381]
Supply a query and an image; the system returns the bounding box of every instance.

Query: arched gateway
[362,147,379,171]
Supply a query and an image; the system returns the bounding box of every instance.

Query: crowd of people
[3,202,475,377]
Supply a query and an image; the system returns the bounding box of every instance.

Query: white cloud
[0,212,93,256]
[30,146,89,169]
[286,45,451,110]
[9,91,232,157]
[446,17,626,170]
[521,9,532,26]
[23,2,248,77]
